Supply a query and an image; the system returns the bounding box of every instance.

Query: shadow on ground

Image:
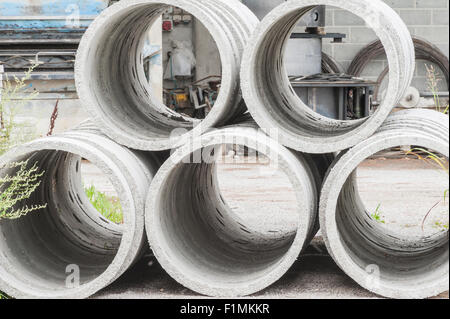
[93,238,379,299]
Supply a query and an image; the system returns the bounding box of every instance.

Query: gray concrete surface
[75,0,258,151]
[320,109,449,299]
[93,237,382,299]
[93,240,449,299]
[144,126,330,297]
[241,0,415,154]
[89,150,448,299]
[0,127,162,299]
[6,0,449,138]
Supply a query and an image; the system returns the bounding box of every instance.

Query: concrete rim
[145,126,319,297]
[0,135,144,299]
[319,110,449,299]
[241,0,414,153]
[75,0,257,151]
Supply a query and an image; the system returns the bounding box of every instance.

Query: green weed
[425,64,449,115]
[406,148,449,231]
[371,203,386,224]
[84,185,123,224]
[434,221,449,232]
[0,161,47,220]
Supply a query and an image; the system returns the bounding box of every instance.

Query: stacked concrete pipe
[1,0,446,300]
[320,109,449,299]
[241,0,415,154]
[0,124,164,298]
[145,124,333,297]
[75,0,258,151]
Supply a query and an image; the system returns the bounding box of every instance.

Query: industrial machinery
[290,74,376,120]
[4,1,440,123]
[243,0,373,120]
[0,1,111,78]
[0,0,114,104]
[244,1,448,116]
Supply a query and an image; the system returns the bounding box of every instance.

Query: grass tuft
[425,64,449,115]
[84,185,123,224]
[371,203,386,224]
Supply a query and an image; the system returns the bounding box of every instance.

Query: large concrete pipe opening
[0,132,161,298]
[75,0,258,151]
[81,160,125,225]
[355,151,448,238]
[320,110,449,299]
[146,126,329,297]
[241,0,415,153]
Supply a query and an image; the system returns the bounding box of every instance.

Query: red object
[162,20,173,31]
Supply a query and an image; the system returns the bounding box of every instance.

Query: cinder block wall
[323,0,449,92]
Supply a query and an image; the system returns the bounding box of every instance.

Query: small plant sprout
[1,63,47,220]
[0,160,47,220]
[434,221,449,232]
[406,148,449,232]
[1,64,39,153]
[371,203,386,224]
[84,185,124,224]
[425,64,449,114]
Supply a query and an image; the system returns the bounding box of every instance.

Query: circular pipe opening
[82,160,125,225]
[320,113,449,298]
[241,0,414,153]
[0,139,142,298]
[146,129,319,296]
[76,0,256,150]
[356,150,449,238]
[336,152,448,298]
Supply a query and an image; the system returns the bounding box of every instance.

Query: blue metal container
[0,0,110,43]
[0,0,112,81]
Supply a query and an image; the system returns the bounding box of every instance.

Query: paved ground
[93,238,380,299]
[93,237,448,299]
[83,157,448,299]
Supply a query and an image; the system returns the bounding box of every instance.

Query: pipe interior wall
[241,0,415,154]
[0,125,164,298]
[75,0,258,151]
[319,109,449,299]
[146,125,333,297]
